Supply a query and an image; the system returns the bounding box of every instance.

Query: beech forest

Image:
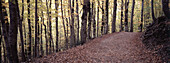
[0,0,169,63]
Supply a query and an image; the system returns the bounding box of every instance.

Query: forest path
[33,32,160,63]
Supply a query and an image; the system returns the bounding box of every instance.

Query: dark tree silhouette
[112,0,117,33]
[130,0,135,32]
[81,0,90,44]
[8,0,19,62]
[162,0,170,19]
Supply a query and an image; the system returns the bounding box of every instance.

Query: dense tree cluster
[0,0,168,62]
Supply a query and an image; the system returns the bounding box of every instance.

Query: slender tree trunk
[76,0,80,44]
[66,18,69,48]
[61,0,68,49]
[140,0,144,32]
[97,1,99,37]
[81,0,90,44]
[42,16,48,55]
[55,0,59,52]
[112,0,117,33]
[151,0,156,21]
[88,2,92,39]
[27,0,32,59]
[70,0,76,47]
[101,1,104,35]
[40,0,44,55]
[49,0,53,53]
[125,0,129,32]
[19,0,26,61]
[34,0,38,58]
[45,0,53,54]
[120,0,124,32]
[105,0,109,34]
[46,0,50,54]
[92,1,96,38]
[0,18,2,63]
[130,0,135,32]
[162,0,170,19]
[8,0,19,62]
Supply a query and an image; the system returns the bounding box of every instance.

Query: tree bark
[55,0,59,52]
[70,0,76,47]
[97,1,99,37]
[105,0,109,34]
[130,0,135,32]
[125,0,129,32]
[34,0,38,58]
[40,0,44,55]
[61,0,68,49]
[76,0,80,44]
[151,0,156,21]
[81,0,90,44]
[8,0,19,62]
[120,0,124,32]
[92,1,96,38]
[162,0,170,19]
[27,0,32,59]
[112,0,117,33]
[101,1,104,35]
[19,0,26,61]
[88,2,92,39]
[140,0,144,32]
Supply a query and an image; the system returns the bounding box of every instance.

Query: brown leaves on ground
[33,32,161,63]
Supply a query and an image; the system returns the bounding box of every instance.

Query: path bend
[33,32,161,63]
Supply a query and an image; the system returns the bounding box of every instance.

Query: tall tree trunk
[120,0,124,32]
[140,0,144,32]
[40,0,44,55]
[76,0,80,44]
[34,0,38,58]
[49,0,53,53]
[105,0,109,34]
[61,0,68,49]
[101,1,104,35]
[42,16,48,55]
[19,0,26,61]
[162,0,170,19]
[130,0,135,32]
[88,2,92,39]
[97,1,99,37]
[0,17,2,63]
[81,0,90,44]
[45,0,53,54]
[55,0,59,52]
[8,0,19,62]
[124,0,129,32]
[151,0,156,21]
[70,0,76,47]
[27,0,32,59]
[45,0,49,55]
[112,0,117,33]
[92,1,96,38]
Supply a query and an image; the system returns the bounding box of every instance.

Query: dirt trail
[33,32,161,63]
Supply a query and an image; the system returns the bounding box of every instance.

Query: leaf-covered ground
[33,32,161,63]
